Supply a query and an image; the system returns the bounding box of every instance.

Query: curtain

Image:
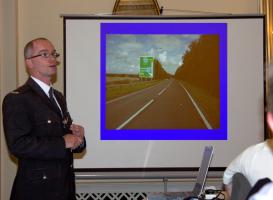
[260,0,273,63]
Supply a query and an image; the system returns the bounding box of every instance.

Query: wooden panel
[113,0,160,15]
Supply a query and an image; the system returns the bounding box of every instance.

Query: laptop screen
[192,146,214,196]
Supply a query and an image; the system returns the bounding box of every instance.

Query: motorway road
[106,78,211,130]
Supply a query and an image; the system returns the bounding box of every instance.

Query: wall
[17,0,116,90]
[158,0,259,15]
[0,0,18,199]
[1,0,260,199]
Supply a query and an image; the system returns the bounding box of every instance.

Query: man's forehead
[33,39,55,50]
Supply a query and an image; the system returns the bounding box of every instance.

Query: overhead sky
[106,34,200,75]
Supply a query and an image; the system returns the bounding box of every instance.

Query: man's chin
[49,67,57,73]
[45,71,57,78]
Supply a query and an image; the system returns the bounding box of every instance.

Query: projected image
[101,23,227,140]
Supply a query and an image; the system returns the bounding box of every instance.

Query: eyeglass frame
[26,50,60,59]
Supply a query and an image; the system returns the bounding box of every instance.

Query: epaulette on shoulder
[10,84,30,95]
[10,91,20,94]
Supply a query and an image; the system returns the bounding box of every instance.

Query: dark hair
[24,37,49,59]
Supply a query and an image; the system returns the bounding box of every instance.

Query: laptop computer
[147,146,214,200]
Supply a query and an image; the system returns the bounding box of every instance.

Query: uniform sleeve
[72,137,86,153]
[2,94,67,160]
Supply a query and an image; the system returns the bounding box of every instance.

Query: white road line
[106,80,168,104]
[116,99,154,130]
[179,82,212,129]
[158,81,172,96]
[158,88,167,96]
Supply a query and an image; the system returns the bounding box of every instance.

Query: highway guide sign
[140,56,154,78]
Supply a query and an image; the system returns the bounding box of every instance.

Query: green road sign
[140,56,154,78]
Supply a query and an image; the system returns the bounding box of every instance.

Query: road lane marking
[106,79,170,104]
[158,88,167,96]
[158,81,172,96]
[179,83,212,129]
[116,99,154,130]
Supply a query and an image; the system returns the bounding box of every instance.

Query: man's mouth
[49,65,56,68]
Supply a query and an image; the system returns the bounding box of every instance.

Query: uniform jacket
[2,78,86,200]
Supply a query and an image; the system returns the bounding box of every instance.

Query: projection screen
[63,15,265,170]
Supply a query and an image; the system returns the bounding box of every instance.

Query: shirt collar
[31,76,52,97]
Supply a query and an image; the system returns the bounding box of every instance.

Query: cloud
[106,34,200,75]
[159,51,167,63]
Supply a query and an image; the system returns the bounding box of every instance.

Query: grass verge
[106,80,160,101]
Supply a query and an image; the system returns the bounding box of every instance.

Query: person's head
[24,38,60,85]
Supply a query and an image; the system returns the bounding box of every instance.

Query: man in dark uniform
[2,37,86,200]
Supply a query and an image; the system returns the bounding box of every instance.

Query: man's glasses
[26,51,60,59]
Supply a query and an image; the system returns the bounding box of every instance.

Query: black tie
[49,87,62,116]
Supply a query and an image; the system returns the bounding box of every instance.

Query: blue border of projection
[100,23,227,140]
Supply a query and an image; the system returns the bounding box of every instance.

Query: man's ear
[267,112,273,132]
[25,59,33,69]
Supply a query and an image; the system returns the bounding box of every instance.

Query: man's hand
[63,124,85,150]
[70,124,84,139]
[63,134,83,149]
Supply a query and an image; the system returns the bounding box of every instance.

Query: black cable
[211,191,225,200]
[205,189,222,194]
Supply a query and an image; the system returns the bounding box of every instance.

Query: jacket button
[43,175,47,179]
[47,120,51,124]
